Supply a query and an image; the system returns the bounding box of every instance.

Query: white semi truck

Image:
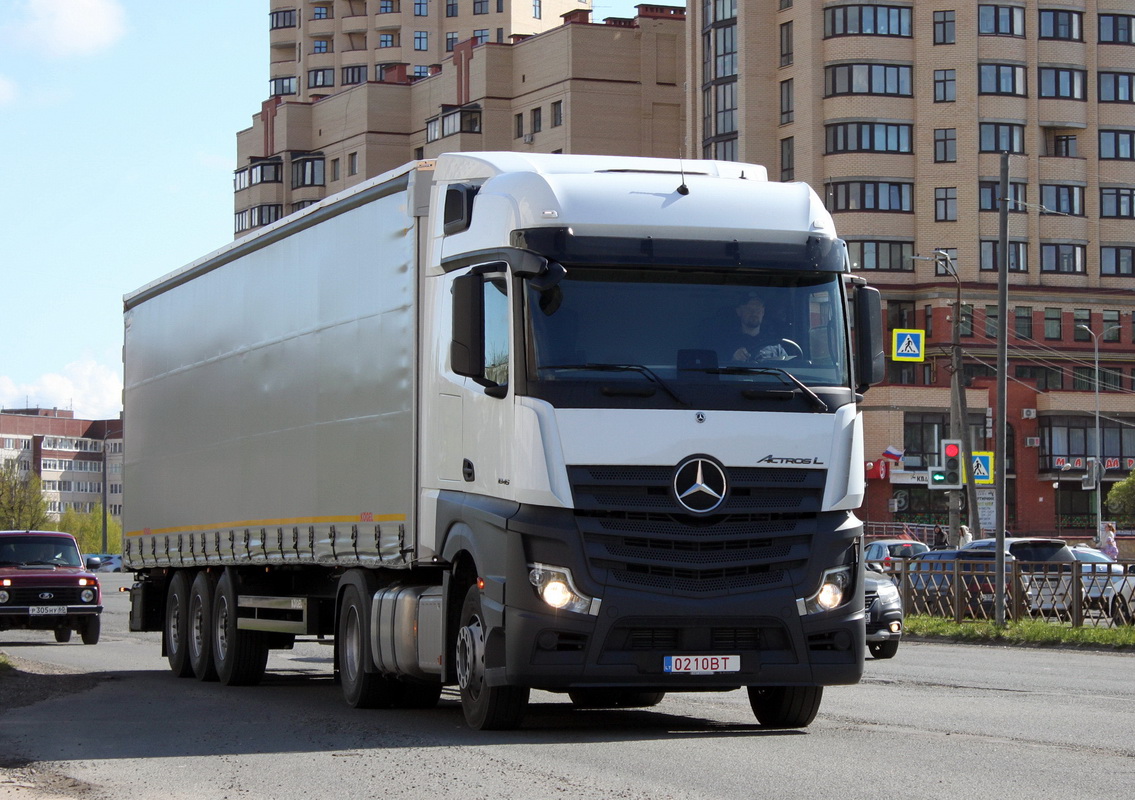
[124,152,884,730]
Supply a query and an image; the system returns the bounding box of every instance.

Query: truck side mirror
[854,285,885,391]
[451,274,484,378]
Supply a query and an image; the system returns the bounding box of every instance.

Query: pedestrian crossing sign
[971,451,994,485]
[891,329,925,362]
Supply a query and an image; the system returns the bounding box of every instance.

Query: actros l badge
[672,456,728,514]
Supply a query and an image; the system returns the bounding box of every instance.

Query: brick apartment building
[1,408,124,523]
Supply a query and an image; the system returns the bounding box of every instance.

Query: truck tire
[188,571,218,681]
[165,571,194,677]
[747,685,822,728]
[568,689,666,708]
[213,570,268,686]
[869,640,899,659]
[455,584,529,730]
[80,615,100,645]
[54,628,72,643]
[338,585,398,708]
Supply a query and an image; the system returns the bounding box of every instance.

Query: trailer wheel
[80,616,100,645]
[455,584,529,730]
[54,628,72,644]
[747,685,822,728]
[165,571,194,677]
[213,570,268,686]
[188,571,218,681]
[568,689,666,709]
[338,585,397,708]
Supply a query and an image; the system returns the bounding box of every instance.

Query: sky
[0,0,669,421]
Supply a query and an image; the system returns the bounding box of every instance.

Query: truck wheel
[455,584,529,730]
[213,570,268,686]
[568,689,666,708]
[165,571,194,677]
[188,571,218,681]
[869,641,899,659]
[338,585,397,708]
[747,685,822,728]
[80,616,101,645]
[54,628,72,643]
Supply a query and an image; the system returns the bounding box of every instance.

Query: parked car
[0,530,103,644]
[864,564,902,658]
[1071,546,1134,625]
[904,549,1004,616]
[86,553,124,573]
[961,538,1077,615]
[864,538,929,568]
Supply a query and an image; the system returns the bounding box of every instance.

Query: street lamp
[1075,323,1121,546]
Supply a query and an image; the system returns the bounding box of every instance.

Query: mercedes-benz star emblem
[672,456,728,514]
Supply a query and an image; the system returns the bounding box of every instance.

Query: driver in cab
[729,291,788,363]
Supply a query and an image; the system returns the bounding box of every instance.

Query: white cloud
[0,75,17,105]
[8,0,126,58]
[0,359,122,420]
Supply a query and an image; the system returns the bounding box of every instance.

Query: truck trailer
[124,152,884,730]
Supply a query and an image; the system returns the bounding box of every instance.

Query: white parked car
[1071,546,1134,625]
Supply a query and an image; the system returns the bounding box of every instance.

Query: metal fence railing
[880,559,1135,628]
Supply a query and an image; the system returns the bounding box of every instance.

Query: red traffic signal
[943,441,961,459]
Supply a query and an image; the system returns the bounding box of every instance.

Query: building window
[473,29,488,44]
[1099,72,1135,103]
[291,156,325,188]
[1039,68,1086,99]
[1100,130,1135,160]
[780,79,793,124]
[414,31,428,50]
[342,65,367,85]
[1014,307,1033,340]
[979,122,1025,153]
[780,22,793,66]
[1101,188,1135,218]
[447,0,458,16]
[250,160,282,184]
[270,10,297,29]
[446,32,458,52]
[934,128,956,162]
[826,181,914,212]
[308,68,334,89]
[979,181,1027,212]
[1044,308,1062,339]
[379,33,395,48]
[707,24,738,80]
[532,0,541,18]
[980,240,1027,272]
[312,5,330,20]
[959,304,974,337]
[984,305,999,339]
[715,82,737,135]
[1073,309,1091,341]
[531,107,542,133]
[1102,246,1135,276]
[515,113,524,139]
[551,100,563,127]
[1041,243,1086,273]
[269,77,297,96]
[823,5,912,38]
[825,122,912,154]
[474,0,488,13]
[348,152,358,175]
[934,187,957,221]
[780,137,794,181]
[779,0,792,9]
[1104,310,1122,341]
[979,64,1027,96]
[1072,366,1094,390]
[312,39,330,54]
[1047,133,1079,157]
[934,69,956,102]
[330,158,340,182]
[1099,14,1135,45]
[1040,10,1082,41]
[379,0,395,11]
[825,64,913,97]
[847,240,914,271]
[415,0,428,16]
[979,5,1025,37]
[934,10,956,44]
[1040,185,1085,216]
[413,65,430,78]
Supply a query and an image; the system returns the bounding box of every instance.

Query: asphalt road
[2,574,1134,800]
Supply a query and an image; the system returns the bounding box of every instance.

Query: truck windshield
[523,267,849,411]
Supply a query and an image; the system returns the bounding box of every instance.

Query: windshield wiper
[541,363,688,406]
[706,366,829,412]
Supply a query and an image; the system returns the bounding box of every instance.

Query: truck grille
[568,464,823,596]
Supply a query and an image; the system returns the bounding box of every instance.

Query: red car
[0,530,102,644]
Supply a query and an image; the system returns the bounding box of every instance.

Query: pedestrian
[958,524,973,547]
[1101,523,1119,560]
[932,524,947,549]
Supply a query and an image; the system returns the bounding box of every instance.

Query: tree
[0,461,49,530]
[1105,473,1135,529]
[56,504,123,555]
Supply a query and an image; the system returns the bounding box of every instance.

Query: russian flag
[881,445,904,462]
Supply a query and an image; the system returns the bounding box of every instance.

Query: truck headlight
[800,565,853,615]
[80,588,96,603]
[528,563,601,616]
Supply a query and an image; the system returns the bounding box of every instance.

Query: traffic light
[928,439,964,490]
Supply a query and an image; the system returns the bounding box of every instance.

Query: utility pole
[994,152,1010,627]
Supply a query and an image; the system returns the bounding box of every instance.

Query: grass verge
[905,615,1135,649]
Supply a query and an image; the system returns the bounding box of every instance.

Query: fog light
[889,621,902,634]
[528,563,600,616]
[81,588,96,603]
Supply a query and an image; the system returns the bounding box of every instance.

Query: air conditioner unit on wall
[1025,437,1040,448]
[523,133,534,144]
[1022,408,1037,419]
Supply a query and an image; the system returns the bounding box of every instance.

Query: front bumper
[865,605,903,643]
[0,605,103,630]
